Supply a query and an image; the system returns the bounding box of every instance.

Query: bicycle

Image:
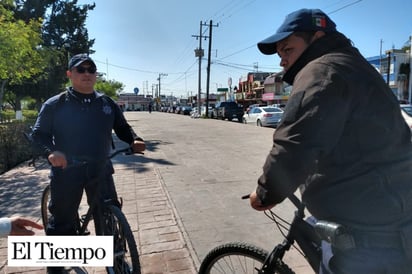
[41,146,141,274]
[23,126,43,167]
[198,194,325,274]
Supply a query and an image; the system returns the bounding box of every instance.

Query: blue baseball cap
[68,53,96,69]
[257,9,337,55]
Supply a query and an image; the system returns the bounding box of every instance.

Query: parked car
[242,106,284,127]
[400,104,412,131]
[212,101,244,122]
[190,106,212,118]
[181,106,192,115]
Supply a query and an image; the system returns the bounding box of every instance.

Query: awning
[262,93,274,101]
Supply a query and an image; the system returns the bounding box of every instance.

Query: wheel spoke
[199,243,275,274]
[105,205,140,274]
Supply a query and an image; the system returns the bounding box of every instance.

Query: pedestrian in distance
[249,8,412,273]
[31,53,146,274]
[0,216,43,236]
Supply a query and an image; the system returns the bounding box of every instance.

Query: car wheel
[257,120,262,127]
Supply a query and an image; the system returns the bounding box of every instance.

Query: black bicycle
[198,194,324,274]
[41,147,140,274]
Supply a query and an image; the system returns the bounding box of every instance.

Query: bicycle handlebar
[63,146,143,168]
[242,193,304,210]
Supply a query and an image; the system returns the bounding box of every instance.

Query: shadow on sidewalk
[0,160,49,218]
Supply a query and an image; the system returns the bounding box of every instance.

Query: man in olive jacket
[249,8,412,273]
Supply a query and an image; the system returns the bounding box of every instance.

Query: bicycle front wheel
[199,242,294,274]
[199,242,268,274]
[104,205,140,274]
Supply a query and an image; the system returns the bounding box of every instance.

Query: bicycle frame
[76,176,105,236]
[68,147,134,236]
[41,146,141,273]
[260,194,322,273]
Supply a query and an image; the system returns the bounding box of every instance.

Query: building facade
[235,72,273,108]
[367,49,410,101]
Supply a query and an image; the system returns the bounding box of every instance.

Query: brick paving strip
[0,158,197,274]
[118,163,197,274]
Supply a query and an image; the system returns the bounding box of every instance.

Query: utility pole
[204,20,219,117]
[379,39,383,71]
[157,73,167,110]
[253,62,259,72]
[386,50,391,85]
[193,21,207,116]
[409,35,412,104]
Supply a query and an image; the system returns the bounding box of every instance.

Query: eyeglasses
[74,66,97,74]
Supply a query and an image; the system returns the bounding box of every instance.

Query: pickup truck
[211,101,244,122]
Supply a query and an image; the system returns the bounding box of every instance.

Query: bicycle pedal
[78,228,91,236]
[81,214,92,221]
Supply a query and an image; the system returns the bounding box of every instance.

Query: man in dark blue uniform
[32,53,145,274]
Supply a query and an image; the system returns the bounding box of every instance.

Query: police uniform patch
[102,104,112,114]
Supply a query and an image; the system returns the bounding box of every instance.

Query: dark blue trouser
[321,247,412,274]
[46,160,118,236]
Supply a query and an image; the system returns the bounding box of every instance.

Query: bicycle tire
[198,242,294,274]
[41,184,51,231]
[104,205,140,274]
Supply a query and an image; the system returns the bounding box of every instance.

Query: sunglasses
[74,66,97,74]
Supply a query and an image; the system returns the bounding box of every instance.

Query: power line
[328,0,363,14]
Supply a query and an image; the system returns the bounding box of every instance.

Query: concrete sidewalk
[0,151,197,274]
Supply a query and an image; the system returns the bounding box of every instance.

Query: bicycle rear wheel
[199,242,294,274]
[41,185,51,231]
[104,205,140,274]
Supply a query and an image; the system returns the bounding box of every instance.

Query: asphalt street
[128,111,312,273]
[0,111,313,274]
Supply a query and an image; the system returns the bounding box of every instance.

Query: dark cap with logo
[257,9,337,55]
[68,53,96,70]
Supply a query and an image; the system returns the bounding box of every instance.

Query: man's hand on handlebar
[249,191,276,211]
[132,139,146,154]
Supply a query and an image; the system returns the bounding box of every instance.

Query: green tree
[36,0,96,104]
[95,77,125,99]
[0,1,45,114]
[5,0,96,112]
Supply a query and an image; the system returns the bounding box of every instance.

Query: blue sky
[77,0,411,97]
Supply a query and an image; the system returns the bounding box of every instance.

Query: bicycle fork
[258,240,292,273]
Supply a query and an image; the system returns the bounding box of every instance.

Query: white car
[242,106,284,127]
[400,104,412,131]
[190,106,212,118]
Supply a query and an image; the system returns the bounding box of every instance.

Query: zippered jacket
[32,88,139,161]
[256,32,412,229]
